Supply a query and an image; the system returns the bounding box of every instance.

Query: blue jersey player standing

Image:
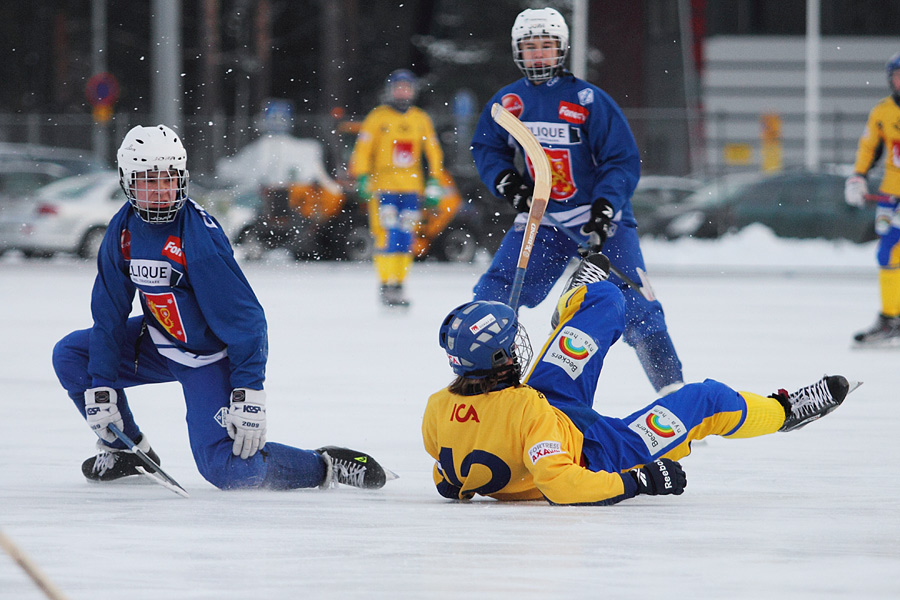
[471,7,683,394]
[52,124,389,491]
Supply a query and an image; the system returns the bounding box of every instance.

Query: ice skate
[380,284,410,308]
[771,375,858,432]
[317,446,395,489]
[551,252,611,329]
[82,436,160,481]
[852,314,900,348]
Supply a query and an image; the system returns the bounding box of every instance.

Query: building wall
[702,36,897,173]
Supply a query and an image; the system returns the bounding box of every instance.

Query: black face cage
[513,37,568,83]
[511,323,533,376]
[123,169,189,224]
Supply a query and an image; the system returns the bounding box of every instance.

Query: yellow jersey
[422,384,630,505]
[853,96,900,196]
[349,105,449,194]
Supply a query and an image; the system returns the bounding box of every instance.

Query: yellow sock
[554,286,587,328]
[724,392,785,438]
[879,268,900,317]
[374,253,413,285]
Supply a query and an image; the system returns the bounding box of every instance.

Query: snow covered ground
[1,226,898,599]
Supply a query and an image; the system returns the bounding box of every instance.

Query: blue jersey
[88,200,267,391]
[471,74,640,228]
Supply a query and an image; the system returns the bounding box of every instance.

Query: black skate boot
[82,436,159,481]
[317,446,389,489]
[852,314,900,347]
[551,252,611,329]
[770,375,852,432]
[380,284,410,308]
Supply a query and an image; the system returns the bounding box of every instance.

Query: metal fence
[0,108,866,181]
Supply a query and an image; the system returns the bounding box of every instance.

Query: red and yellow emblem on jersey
[162,236,185,266]
[392,140,414,167]
[527,148,576,200]
[142,291,187,342]
[501,93,523,118]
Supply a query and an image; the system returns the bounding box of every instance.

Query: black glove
[494,169,533,213]
[580,198,615,249]
[629,458,686,496]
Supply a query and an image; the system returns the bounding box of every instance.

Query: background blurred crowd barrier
[0,106,870,182]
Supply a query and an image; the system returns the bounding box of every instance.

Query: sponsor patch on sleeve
[540,326,596,380]
[558,101,588,125]
[528,441,564,464]
[627,405,687,453]
[501,93,524,117]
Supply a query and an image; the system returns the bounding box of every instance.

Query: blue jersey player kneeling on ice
[423,252,856,505]
[53,124,390,491]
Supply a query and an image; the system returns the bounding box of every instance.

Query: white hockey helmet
[511,8,570,83]
[117,124,189,223]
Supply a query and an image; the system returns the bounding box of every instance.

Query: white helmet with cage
[117,124,189,223]
[511,7,570,83]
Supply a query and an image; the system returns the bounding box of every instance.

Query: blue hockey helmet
[386,69,417,87]
[384,69,418,110]
[887,51,900,94]
[438,301,532,379]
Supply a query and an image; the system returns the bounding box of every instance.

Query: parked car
[630,175,704,237]
[0,172,222,260]
[0,161,73,204]
[663,170,879,243]
[0,172,123,258]
[0,144,105,210]
[0,142,104,179]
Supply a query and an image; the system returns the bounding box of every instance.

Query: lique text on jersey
[129,259,181,287]
[524,121,580,145]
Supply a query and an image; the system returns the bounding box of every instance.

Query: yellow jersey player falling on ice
[423,252,857,505]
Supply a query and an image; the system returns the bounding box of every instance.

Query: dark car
[630,175,704,237]
[0,143,105,177]
[0,143,105,209]
[664,170,878,243]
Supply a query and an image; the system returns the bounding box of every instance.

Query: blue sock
[259,443,326,490]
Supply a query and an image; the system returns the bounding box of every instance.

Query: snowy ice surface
[1,225,898,599]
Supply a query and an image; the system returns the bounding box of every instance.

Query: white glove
[226,388,267,459]
[84,387,123,444]
[844,175,867,207]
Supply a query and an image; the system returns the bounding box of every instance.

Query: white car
[0,172,123,259]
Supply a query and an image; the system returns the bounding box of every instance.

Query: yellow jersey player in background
[423,252,857,505]
[844,51,900,346]
[349,69,453,308]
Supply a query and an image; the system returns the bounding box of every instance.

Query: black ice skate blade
[851,338,900,350]
[379,303,411,313]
